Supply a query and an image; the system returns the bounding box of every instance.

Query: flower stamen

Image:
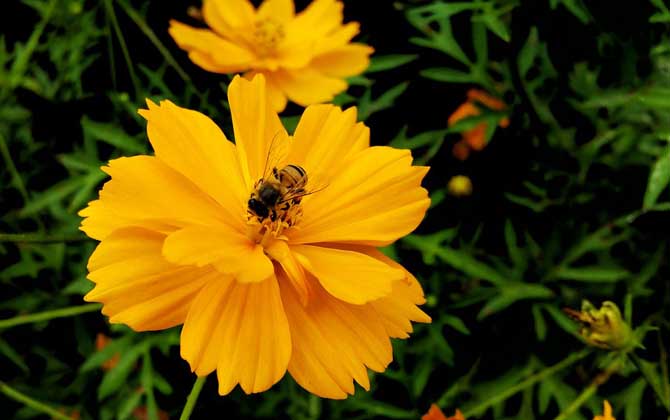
[252,18,285,57]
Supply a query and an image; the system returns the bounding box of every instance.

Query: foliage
[1,0,669,419]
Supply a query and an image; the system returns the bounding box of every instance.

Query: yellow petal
[281,275,392,399]
[291,147,430,246]
[85,227,212,331]
[180,275,291,395]
[245,71,288,112]
[312,22,360,55]
[139,99,247,225]
[287,104,368,183]
[258,0,294,22]
[311,44,374,78]
[272,68,348,107]
[354,247,431,337]
[79,156,226,240]
[291,244,401,304]
[288,0,343,41]
[227,74,288,188]
[168,21,254,73]
[265,240,311,305]
[202,0,255,37]
[162,225,274,283]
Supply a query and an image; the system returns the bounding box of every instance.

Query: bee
[248,164,308,223]
[247,133,323,225]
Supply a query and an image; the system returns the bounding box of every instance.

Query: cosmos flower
[448,89,509,160]
[79,74,431,399]
[169,0,373,112]
[422,404,465,420]
[593,400,616,420]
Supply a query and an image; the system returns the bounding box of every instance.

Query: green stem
[179,376,207,420]
[115,0,190,82]
[0,133,29,203]
[553,357,619,420]
[0,381,73,420]
[0,304,101,330]
[462,349,591,417]
[629,352,670,412]
[104,0,140,98]
[0,232,88,243]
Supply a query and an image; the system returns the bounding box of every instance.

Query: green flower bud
[564,300,634,351]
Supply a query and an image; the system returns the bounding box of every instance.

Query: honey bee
[247,134,323,225]
[247,164,308,223]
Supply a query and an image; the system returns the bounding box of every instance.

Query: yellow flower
[79,74,431,399]
[593,400,616,420]
[169,0,374,112]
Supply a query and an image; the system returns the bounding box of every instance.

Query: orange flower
[593,400,616,420]
[95,333,120,371]
[422,404,465,420]
[448,89,508,160]
[169,0,373,111]
[80,74,431,399]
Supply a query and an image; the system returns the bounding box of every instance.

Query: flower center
[252,18,285,57]
[246,165,307,246]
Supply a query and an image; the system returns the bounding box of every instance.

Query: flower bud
[564,300,634,351]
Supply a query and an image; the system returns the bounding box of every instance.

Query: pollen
[252,18,285,57]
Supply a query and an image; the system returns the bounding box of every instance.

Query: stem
[0,133,29,203]
[179,376,207,420]
[463,349,591,417]
[553,357,619,420]
[0,381,73,420]
[0,304,101,330]
[104,0,140,98]
[629,353,670,412]
[115,0,190,82]
[0,232,88,243]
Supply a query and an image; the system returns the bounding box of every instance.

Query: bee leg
[270,209,277,222]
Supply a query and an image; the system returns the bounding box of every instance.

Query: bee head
[248,198,269,219]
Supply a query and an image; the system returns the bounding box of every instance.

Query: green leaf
[643,145,670,208]
[477,283,554,319]
[554,266,630,282]
[80,335,133,373]
[97,342,145,400]
[532,304,547,341]
[358,82,409,120]
[504,220,526,272]
[420,67,473,83]
[81,116,145,154]
[367,54,418,73]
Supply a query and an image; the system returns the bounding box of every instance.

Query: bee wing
[278,172,329,203]
[261,131,290,180]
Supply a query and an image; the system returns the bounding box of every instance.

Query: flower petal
[265,240,311,305]
[180,275,291,395]
[290,147,430,246]
[281,274,392,399]
[311,44,374,78]
[291,244,401,304]
[79,156,226,240]
[288,0,343,40]
[353,247,431,338]
[85,227,212,331]
[228,74,288,188]
[202,0,255,38]
[162,225,273,283]
[272,68,348,107]
[245,71,288,112]
[287,104,368,183]
[168,21,254,73]
[138,99,247,226]
[257,0,294,22]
